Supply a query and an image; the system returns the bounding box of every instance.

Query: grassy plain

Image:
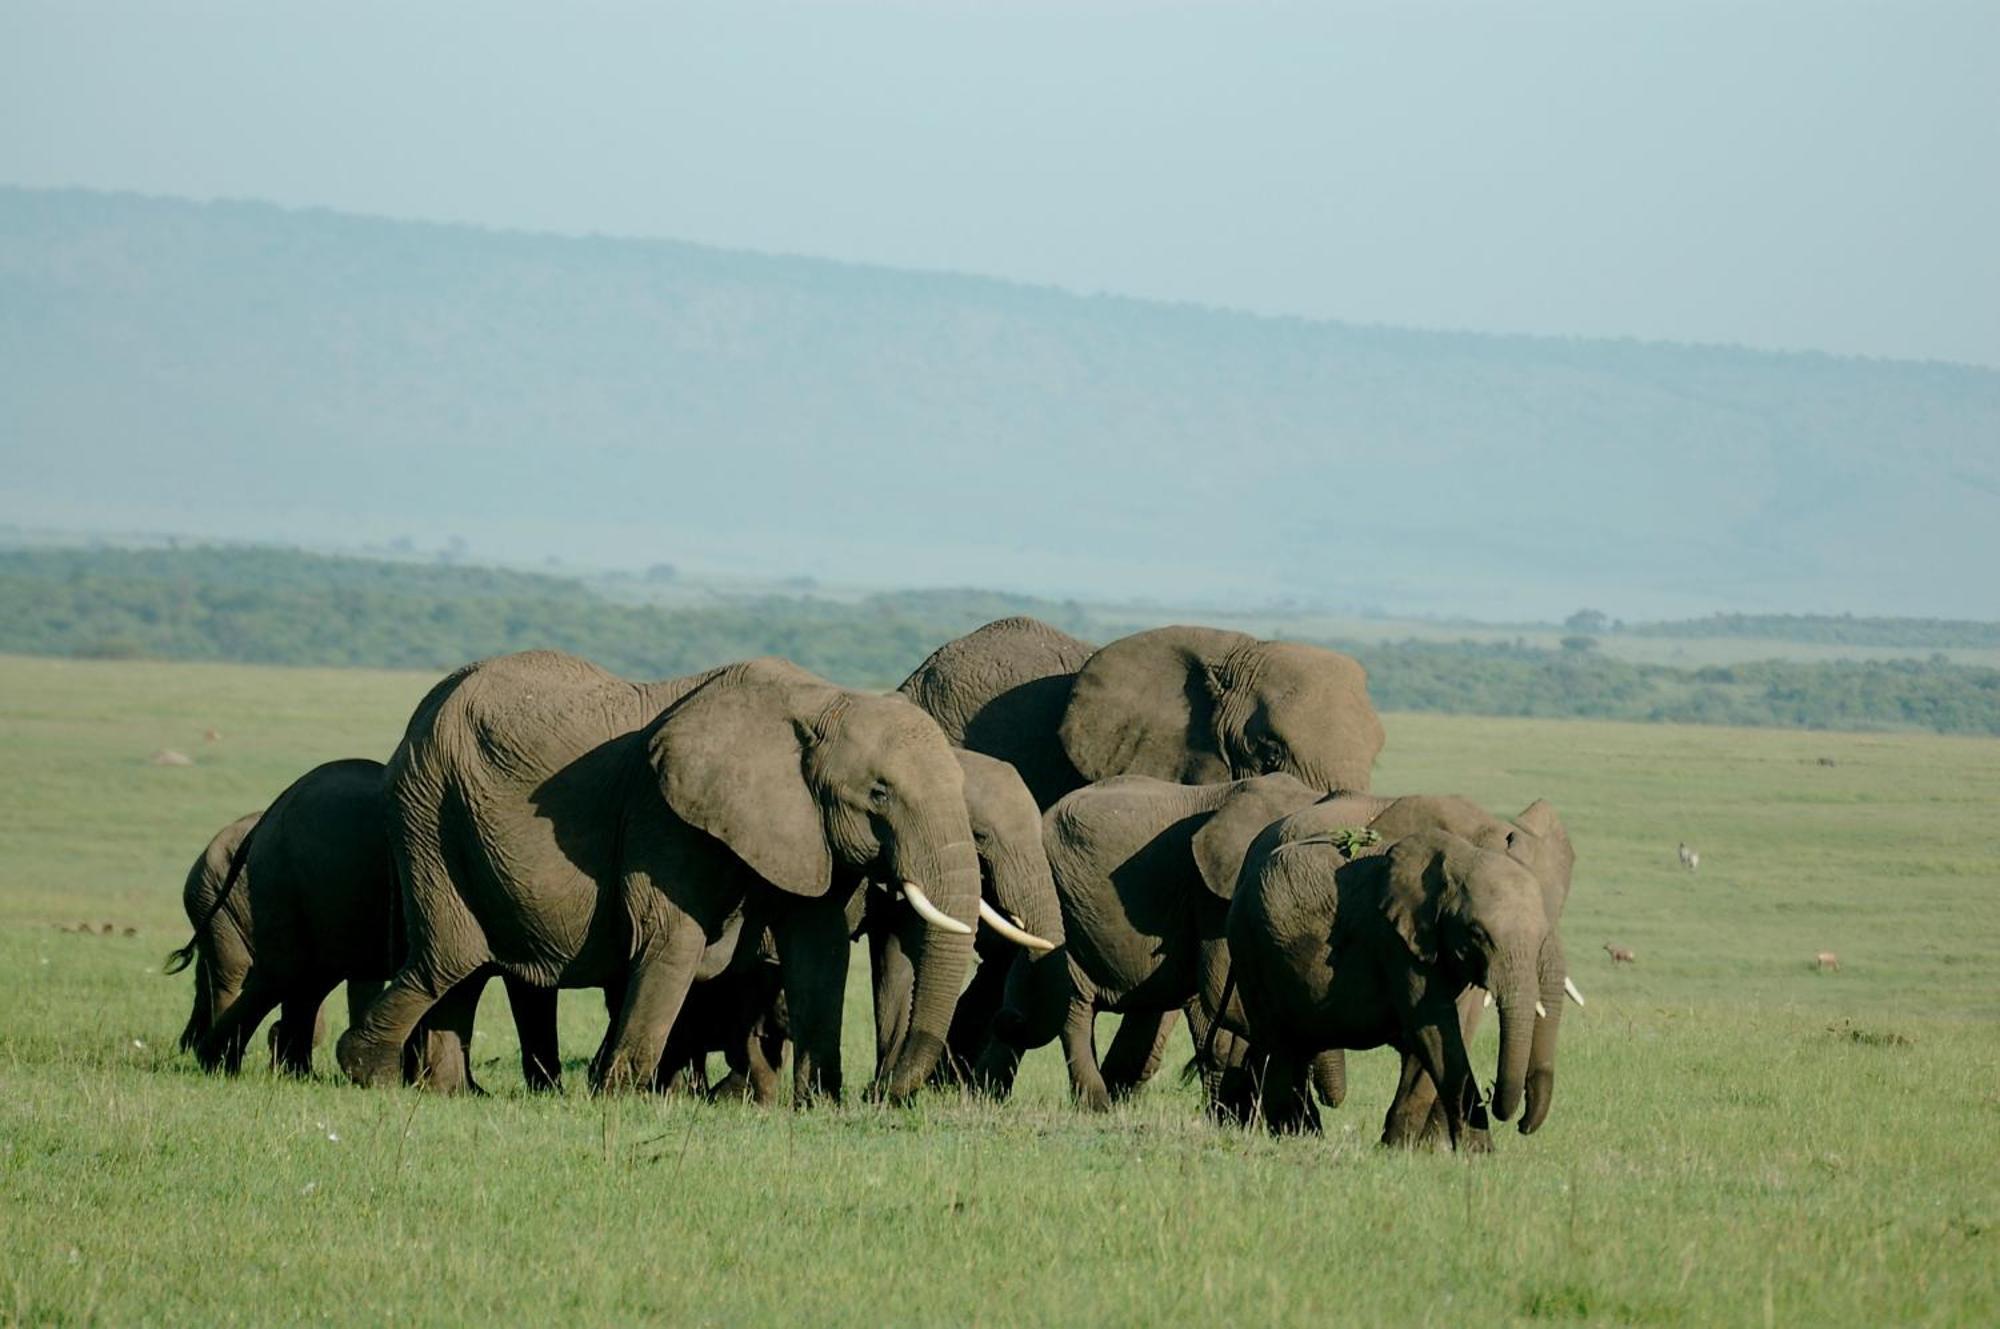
[2,653,1996,1325]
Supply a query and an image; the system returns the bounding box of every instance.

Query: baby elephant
[1227,827,1564,1152]
[169,760,397,1076]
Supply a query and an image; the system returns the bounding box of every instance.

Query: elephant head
[648,658,982,1097]
[1366,794,1575,1132]
[1058,626,1383,796]
[1378,829,1553,1125]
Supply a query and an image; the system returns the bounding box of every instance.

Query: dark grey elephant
[337,651,985,1102]
[1041,773,1325,1109]
[166,760,394,1077]
[167,758,540,1088]
[1215,793,1579,1143]
[1224,821,1564,1152]
[899,618,1384,809]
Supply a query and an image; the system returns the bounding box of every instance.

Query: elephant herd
[167,616,1581,1152]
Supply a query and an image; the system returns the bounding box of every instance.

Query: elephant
[898,617,1385,810]
[1224,821,1564,1151]
[1217,792,1578,1144]
[165,760,406,1078]
[337,650,988,1102]
[1040,772,1326,1109]
[860,748,1066,1097]
[646,749,1063,1104]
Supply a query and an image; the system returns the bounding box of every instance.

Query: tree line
[3,546,1996,736]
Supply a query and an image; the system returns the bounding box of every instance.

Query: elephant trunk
[986,845,1070,1051]
[1489,946,1539,1123]
[1520,932,1568,1134]
[883,832,982,1101]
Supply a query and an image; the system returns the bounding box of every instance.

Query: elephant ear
[1509,798,1575,916]
[647,662,833,898]
[1059,626,1251,784]
[1379,830,1467,964]
[1191,775,1319,901]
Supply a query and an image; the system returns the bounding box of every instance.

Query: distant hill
[3,187,1997,618]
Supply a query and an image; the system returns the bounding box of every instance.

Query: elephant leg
[1101,1008,1178,1101]
[1310,1050,1347,1109]
[345,977,385,1032]
[740,985,787,1105]
[594,922,708,1095]
[1393,987,1486,1148]
[1380,1050,1435,1148]
[867,919,915,1085]
[1060,988,1113,1112]
[587,975,625,1089]
[503,974,563,1092]
[773,895,852,1106]
[272,977,339,1077]
[1258,1051,1321,1136]
[339,951,476,1089]
[411,972,489,1095]
[199,971,284,1075]
[941,950,1010,1085]
[178,953,216,1053]
[1407,1012,1491,1154]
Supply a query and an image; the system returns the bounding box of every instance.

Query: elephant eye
[868,781,892,808]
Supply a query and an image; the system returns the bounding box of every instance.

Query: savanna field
[2,653,1996,1325]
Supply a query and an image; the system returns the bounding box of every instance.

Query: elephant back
[899,617,1097,808]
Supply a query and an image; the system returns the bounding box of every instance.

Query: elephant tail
[165,818,260,976]
[162,937,198,975]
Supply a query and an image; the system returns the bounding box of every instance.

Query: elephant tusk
[1482,989,1494,1009]
[977,900,1056,953]
[1535,1000,1549,1019]
[1564,976,1586,1007]
[902,882,973,935]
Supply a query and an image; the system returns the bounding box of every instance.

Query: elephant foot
[1072,1082,1114,1113]
[590,1052,653,1096]
[877,1033,945,1105]
[1457,1126,1494,1155]
[336,1029,404,1088]
[968,1044,1021,1100]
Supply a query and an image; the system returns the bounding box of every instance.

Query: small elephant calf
[1604,943,1636,965]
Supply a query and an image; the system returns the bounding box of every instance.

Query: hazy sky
[4,1,1996,366]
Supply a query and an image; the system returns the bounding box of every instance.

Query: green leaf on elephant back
[1330,826,1382,856]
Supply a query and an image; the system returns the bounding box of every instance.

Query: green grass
[2,653,1996,1325]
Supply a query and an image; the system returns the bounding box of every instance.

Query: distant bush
[1627,612,2000,649]
[4,545,1998,735]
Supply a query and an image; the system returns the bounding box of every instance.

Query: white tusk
[902,882,972,935]
[1536,1000,1549,1019]
[977,900,1057,952]
[1564,975,1586,1007]
[1482,989,1494,1009]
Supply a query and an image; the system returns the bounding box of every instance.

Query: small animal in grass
[203,727,223,744]
[1676,842,1700,872]
[1815,951,1840,973]
[1604,942,1636,965]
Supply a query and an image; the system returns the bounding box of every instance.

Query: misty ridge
[2,186,1998,620]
